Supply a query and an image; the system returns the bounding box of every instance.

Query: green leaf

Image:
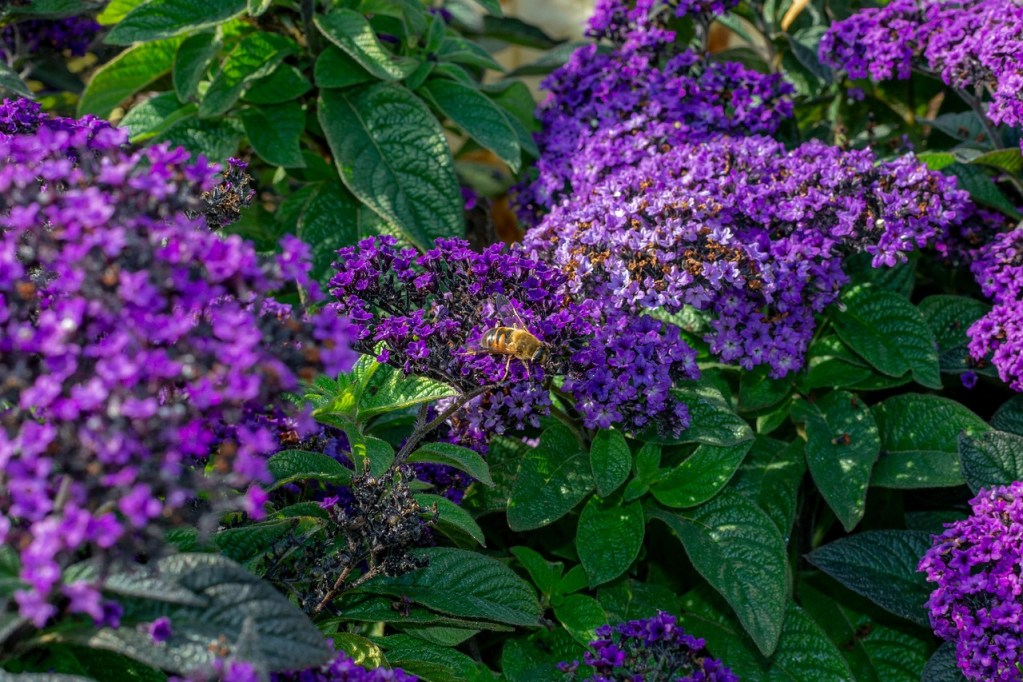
[805,530,932,626]
[640,383,754,446]
[296,181,360,284]
[200,32,298,118]
[239,102,305,168]
[468,0,503,16]
[589,429,632,497]
[787,26,832,84]
[925,111,989,144]
[416,493,485,546]
[315,10,418,81]
[576,497,644,587]
[651,440,751,508]
[0,62,32,98]
[731,438,806,537]
[98,0,148,25]
[119,92,195,142]
[436,37,505,72]
[872,394,988,488]
[919,295,991,375]
[801,391,879,531]
[173,31,219,102]
[833,285,942,389]
[764,604,855,681]
[243,63,312,104]
[314,45,375,89]
[649,492,788,656]
[959,429,1023,493]
[510,546,561,598]
[214,518,316,564]
[408,442,493,487]
[992,395,1023,436]
[356,547,542,627]
[946,162,1023,219]
[972,148,1023,175]
[481,15,561,49]
[358,361,457,417]
[916,151,957,171]
[552,594,607,647]
[266,449,353,490]
[86,554,330,673]
[379,634,484,682]
[318,84,464,251]
[922,642,967,682]
[79,36,184,117]
[106,0,247,45]
[248,0,272,16]
[507,424,593,531]
[159,115,243,161]
[422,79,520,172]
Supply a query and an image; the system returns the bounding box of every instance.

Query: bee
[471,294,547,381]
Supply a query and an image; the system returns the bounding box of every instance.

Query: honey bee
[471,295,546,381]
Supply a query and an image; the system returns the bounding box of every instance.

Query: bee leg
[500,356,512,382]
[524,361,531,380]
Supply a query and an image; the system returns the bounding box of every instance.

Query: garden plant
[1,0,1023,679]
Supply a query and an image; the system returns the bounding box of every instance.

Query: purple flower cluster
[966,226,1023,390]
[919,482,1023,681]
[523,133,969,376]
[272,643,418,682]
[820,0,1023,129]
[559,611,738,682]
[587,0,738,45]
[520,18,793,215]
[0,15,101,58]
[0,99,355,627]
[331,236,698,438]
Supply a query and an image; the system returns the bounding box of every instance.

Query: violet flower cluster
[0,99,355,628]
[820,0,1023,130]
[523,133,969,377]
[520,18,793,215]
[919,482,1023,681]
[331,236,698,438]
[0,15,101,58]
[271,642,418,681]
[965,226,1023,390]
[558,611,738,682]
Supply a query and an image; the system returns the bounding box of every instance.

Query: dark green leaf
[922,642,967,681]
[787,27,832,84]
[200,32,298,118]
[295,181,360,283]
[379,634,483,682]
[651,440,751,508]
[158,115,243,161]
[959,429,1023,493]
[589,429,632,497]
[946,162,1023,219]
[358,361,456,417]
[0,62,32,98]
[422,79,520,172]
[416,493,485,546]
[507,424,593,531]
[731,438,805,536]
[214,518,313,564]
[872,394,987,488]
[119,92,195,142]
[991,395,1023,436]
[315,10,417,81]
[919,295,991,374]
[436,37,505,72]
[924,111,989,145]
[805,530,932,626]
[481,16,561,49]
[243,63,312,104]
[833,285,941,389]
[409,442,493,487]
[79,36,184,117]
[510,546,561,598]
[267,449,353,490]
[552,594,607,646]
[106,0,247,44]
[314,45,375,89]
[173,31,218,102]
[318,84,464,251]
[239,102,305,167]
[576,497,644,587]
[507,41,586,77]
[640,384,753,446]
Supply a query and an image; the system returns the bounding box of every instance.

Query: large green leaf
[295,181,360,283]
[576,497,644,587]
[314,45,375,89]
[79,36,184,117]
[314,10,418,81]
[651,440,752,508]
[918,295,991,375]
[959,429,1023,493]
[416,493,486,546]
[356,547,542,627]
[640,383,753,446]
[805,530,932,626]
[922,642,967,681]
[802,391,880,531]
[239,102,305,168]
[0,62,32,98]
[871,394,987,488]
[589,429,632,498]
[507,424,593,531]
[378,634,483,682]
[318,85,464,251]
[833,285,941,389]
[266,448,353,490]
[422,79,521,172]
[408,442,493,487]
[731,438,806,537]
[649,491,788,656]
[552,594,607,646]
[947,162,1023,219]
[199,32,298,118]
[106,0,247,44]
[118,91,195,142]
[357,361,456,418]
[242,64,312,104]
[173,31,218,102]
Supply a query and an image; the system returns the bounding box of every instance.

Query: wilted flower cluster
[820,0,1023,129]
[965,227,1023,390]
[919,482,1023,681]
[558,611,738,681]
[331,236,698,437]
[523,134,969,376]
[0,100,355,627]
[520,4,793,215]
[0,15,100,58]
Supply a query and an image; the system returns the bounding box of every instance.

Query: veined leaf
[106,0,247,44]
[314,10,418,81]
[422,79,521,172]
[507,424,592,531]
[79,36,184,117]
[199,32,299,118]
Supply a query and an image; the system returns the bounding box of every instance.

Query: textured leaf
[408,442,493,487]
[98,0,148,24]
[510,546,561,599]
[805,530,932,626]
[118,91,194,142]
[650,492,788,656]
[552,594,607,646]
[318,85,464,251]
[79,36,184,117]
[106,0,247,44]
[925,111,989,144]
[416,493,485,546]
[358,362,456,417]
[507,424,593,531]
[0,62,32,98]
[422,79,520,171]
[314,45,375,89]
[295,181,360,283]
[481,15,561,49]
[959,429,1023,493]
[173,31,218,101]
[948,162,1023,219]
[589,429,632,498]
[992,394,1023,436]
[380,634,483,682]
[436,37,505,72]
[922,642,967,681]
[919,295,991,374]
[314,10,417,81]
[872,394,987,488]
[357,547,542,627]
[87,554,330,673]
[802,391,879,531]
[651,440,751,508]
[267,449,353,490]
[576,497,644,587]
[731,438,805,536]
[833,285,941,389]
[239,102,305,167]
[242,63,311,104]
[213,519,313,564]
[641,384,754,446]
[200,32,298,118]
[159,115,243,161]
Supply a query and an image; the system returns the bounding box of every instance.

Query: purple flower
[271,642,419,681]
[1,15,101,58]
[149,616,173,643]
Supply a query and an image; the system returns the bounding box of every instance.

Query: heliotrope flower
[0,99,355,627]
[965,226,1023,390]
[919,482,1023,681]
[559,611,738,681]
[0,15,101,58]
[271,644,419,681]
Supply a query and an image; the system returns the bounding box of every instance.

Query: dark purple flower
[149,616,173,643]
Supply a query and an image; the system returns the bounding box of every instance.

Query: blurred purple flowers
[0,99,355,627]
[919,482,1023,681]
[0,15,101,59]
[559,611,738,681]
[271,642,418,682]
